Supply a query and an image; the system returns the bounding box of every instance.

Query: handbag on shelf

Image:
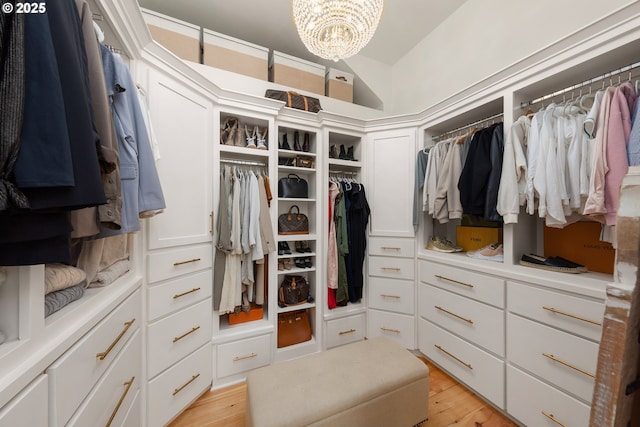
[278,205,309,235]
[265,90,322,113]
[277,309,312,348]
[292,156,314,168]
[278,275,310,307]
[278,174,308,198]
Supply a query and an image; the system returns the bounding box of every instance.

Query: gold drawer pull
[233,352,257,361]
[339,329,356,335]
[173,287,201,299]
[435,306,474,324]
[105,376,135,427]
[173,326,201,343]
[542,353,595,378]
[381,294,401,299]
[542,306,602,326]
[210,212,214,235]
[173,258,201,267]
[381,246,401,251]
[173,373,200,396]
[435,344,473,370]
[541,411,568,427]
[435,275,474,288]
[381,267,401,271]
[380,326,401,334]
[96,319,136,360]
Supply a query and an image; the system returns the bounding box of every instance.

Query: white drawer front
[148,298,212,378]
[148,344,212,427]
[368,277,414,315]
[419,283,504,357]
[508,281,604,342]
[507,314,598,402]
[148,270,213,321]
[67,331,141,427]
[419,318,505,409]
[367,310,415,349]
[0,375,48,427]
[121,390,141,427]
[419,260,504,308]
[147,244,212,284]
[48,290,140,427]
[368,256,414,280]
[507,365,590,427]
[368,237,415,258]
[216,334,271,378]
[326,313,366,349]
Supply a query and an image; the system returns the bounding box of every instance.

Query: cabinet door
[367,129,416,237]
[145,67,214,249]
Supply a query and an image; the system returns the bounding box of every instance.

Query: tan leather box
[269,51,325,95]
[142,9,200,63]
[203,29,269,80]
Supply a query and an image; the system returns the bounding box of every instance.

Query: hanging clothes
[345,181,370,303]
[497,114,531,223]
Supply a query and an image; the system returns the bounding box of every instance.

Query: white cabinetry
[367,129,416,237]
[143,64,214,424]
[367,237,416,349]
[0,375,48,427]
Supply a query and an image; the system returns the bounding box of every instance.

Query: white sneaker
[256,126,268,150]
[467,243,503,262]
[245,125,257,148]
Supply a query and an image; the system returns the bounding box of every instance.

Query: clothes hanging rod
[431,112,503,142]
[220,158,267,167]
[520,60,640,109]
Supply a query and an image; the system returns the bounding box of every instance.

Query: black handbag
[278,174,308,198]
[278,205,309,235]
[265,90,322,113]
[278,275,310,307]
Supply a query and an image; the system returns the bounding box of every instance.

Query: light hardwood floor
[168,358,519,427]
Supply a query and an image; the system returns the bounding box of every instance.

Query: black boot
[329,145,338,158]
[302,132,310,152]
[346,146,356,161]
[293,130,302,151]
[281,133,291,150]
[339,144,347,159]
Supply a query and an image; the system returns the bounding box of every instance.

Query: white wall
[389,0,636,115]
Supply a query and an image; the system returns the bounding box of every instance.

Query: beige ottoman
[246,336,429,427]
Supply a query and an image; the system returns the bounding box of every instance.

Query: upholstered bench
[246,336,429,427]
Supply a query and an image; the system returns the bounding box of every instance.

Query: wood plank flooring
[168,358,519,427]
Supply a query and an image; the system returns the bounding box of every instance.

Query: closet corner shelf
[278,149,317,158]
[328,158,362,168]
[277,166,316,174]
[277,267,316,275]
[278,197,316,203]
[277,302,316,314]
[219,145,270,157]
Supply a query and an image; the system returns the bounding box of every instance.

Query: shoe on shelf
[277,260,284,271]
[281,241,292,255]
[294,258,306,269]
[280,133,291,150]
[426,236,458,253]
[346,146,357,161]
[257,127,268,150]
[300,241,312,253]
[293,130,302,151]
[302,132,310,152]
[282,258,292,270]
[245,125,257,148]
[329,145,339,159]
[338,144,347,160]
[467,243,504,262]
[304,257,313,268]
[277,242,285,256]
[295,241,304,253]
[519,253,586,273]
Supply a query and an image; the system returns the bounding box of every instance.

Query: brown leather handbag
[277,309,312,348]
[278,275,310,307]
[277,205,309,235]
[265,90,322,113]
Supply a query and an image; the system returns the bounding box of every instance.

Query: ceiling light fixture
[291,0,384,62]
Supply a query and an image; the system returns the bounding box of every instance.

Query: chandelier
[291,0,384,62]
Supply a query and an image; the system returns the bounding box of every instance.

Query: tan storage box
[269,51,326,96]
[456,226,503,252]
[543,221,615,274]
[141,9,200,63]
[203,29,269,80]
[325,68,354,102]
